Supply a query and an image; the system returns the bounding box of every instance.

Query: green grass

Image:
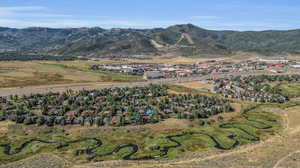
[278,101,300,108]
[175,134,214,152]
[276,82,300,98]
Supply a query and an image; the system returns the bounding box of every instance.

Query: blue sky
[0,0,299,30]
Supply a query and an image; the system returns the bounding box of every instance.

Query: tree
[41,105,48,115]
[80,117,85,126]
[136,113,143,125]
[117,115,125,126]
[60,117,66,126]
[96,117,104,127]
[217,116,224,121]
[37,116,45,126]
[198,120,205,126]
[187,114,194,121]
[16,116,25,123]
[177,111,182,119]
[46,116,55,126]
[24,117,33,125]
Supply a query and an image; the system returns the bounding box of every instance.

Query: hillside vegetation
[0,24,300,59]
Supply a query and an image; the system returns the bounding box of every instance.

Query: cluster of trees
[0,84,232,127]
[90,64,145,76]
[166,94,232,120]
[234,75,300,85]
[0,53,82,61]
[214,75,300,103]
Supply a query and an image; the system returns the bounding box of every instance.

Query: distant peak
[167,24,205,31]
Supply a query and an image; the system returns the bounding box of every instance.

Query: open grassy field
[167,84,220,97]
[127,56,241,64]
[0,60,142,88]
[281,106,300,134]
[276,82,300,98]
[176,81,214,89]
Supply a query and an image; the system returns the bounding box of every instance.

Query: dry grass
[276,152,300,168]
[0,154,65,168]
[176,81,214,89]
[231,103,242,113]
[56,118,190,135]
[0,60,140,89]
[204,103,241,122]
[0,121,13,133]
[284,106,300,134]
[142,118,190,133]
[127,56,236,64]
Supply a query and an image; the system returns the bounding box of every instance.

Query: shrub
[198,120,205,126]
[24,117,34,125]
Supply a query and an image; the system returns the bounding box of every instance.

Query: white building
[258,58,289,64]
[291,65,300,69]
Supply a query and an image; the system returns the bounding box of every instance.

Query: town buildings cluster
[90,62,209,79]
[90,58,300,80]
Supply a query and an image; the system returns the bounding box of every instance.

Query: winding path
[273,150,300,168]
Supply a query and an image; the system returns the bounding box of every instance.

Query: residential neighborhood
[212,74,300,103]
[0,84,232,127]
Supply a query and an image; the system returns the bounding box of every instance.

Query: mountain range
[0,24,300,59]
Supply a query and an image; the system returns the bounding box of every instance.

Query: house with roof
[143,71,165,80]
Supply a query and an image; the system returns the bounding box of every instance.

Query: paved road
[0,78,196,96]
[0,70,298,96]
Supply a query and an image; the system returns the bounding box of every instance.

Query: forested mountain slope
[0,24,299,58]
